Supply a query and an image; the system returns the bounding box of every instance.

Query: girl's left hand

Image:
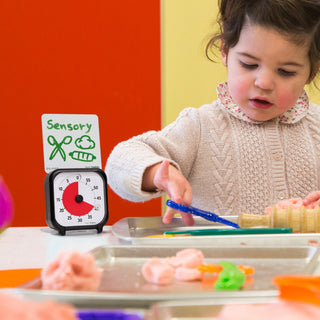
[303,190,320,208]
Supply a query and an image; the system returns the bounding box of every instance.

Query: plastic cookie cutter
[166,200,240,229]
[272,275,320,306]
[197,263,222,274]
[237,264,255,276]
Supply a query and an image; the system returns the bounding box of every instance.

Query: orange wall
[0,1,161,226]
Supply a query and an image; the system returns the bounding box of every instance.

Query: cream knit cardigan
[106,91,320,216]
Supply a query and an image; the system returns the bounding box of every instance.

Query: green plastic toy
[214,261,246,290]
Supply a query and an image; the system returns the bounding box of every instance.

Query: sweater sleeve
[105,107,201,202]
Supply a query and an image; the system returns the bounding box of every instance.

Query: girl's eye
[240,61,258,70]
[278,68,296,77]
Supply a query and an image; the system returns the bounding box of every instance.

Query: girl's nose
[254,68,274,91]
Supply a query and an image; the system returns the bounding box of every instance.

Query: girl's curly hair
[206,0,320,82]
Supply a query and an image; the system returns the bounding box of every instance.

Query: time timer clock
[44,168,108,235]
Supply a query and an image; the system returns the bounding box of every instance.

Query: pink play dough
[141,257,175,285]
[41,251,102,291]
[265,191,320,214]
[142,248,204,285]
[216,301,320,320]
[0,293,76,320]
[265,198,304,214]
[174,266,202,282]
[165,248,204,269]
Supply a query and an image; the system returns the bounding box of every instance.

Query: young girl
[106,0,320,226]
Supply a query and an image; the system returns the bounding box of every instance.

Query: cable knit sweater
[105,83,320,216]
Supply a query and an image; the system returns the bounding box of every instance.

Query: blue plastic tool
[166,199,240,229]
[77,310,143,320]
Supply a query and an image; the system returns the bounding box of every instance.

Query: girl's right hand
[143,160,194,225]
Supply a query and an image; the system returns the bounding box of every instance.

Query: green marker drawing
[69,150,96,162]
[75,135,96,150]
[48,135,72,161]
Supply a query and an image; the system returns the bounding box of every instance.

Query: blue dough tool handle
[77,310,143,320]
[166,200,240,229]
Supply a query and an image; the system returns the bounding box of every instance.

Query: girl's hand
[143,160,194,225]
[303,191,320,208]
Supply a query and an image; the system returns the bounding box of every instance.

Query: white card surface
[42,114,101,173]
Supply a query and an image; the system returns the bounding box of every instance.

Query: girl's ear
[220,40,228,66]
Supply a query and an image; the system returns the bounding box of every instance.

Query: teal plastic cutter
[164,227,293,236]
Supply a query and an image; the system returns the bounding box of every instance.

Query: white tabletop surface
[2,226,320,275]
[0,226,123,270]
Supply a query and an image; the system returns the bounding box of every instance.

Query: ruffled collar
[217,82,309,124]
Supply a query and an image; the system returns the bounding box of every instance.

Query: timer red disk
[62,182,94,216]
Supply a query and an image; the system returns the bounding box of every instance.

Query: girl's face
[222,22,311,122]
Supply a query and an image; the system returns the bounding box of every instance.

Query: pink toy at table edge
[0,176,14,230]
[216,301,320,320]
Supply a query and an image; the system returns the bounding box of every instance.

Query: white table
[2,227,320,274]
[0,226,123,270]
[1,226,319,312]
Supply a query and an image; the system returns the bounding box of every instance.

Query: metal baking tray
[147,298,278,320]
[112,216,320,246]
[16,245,320,308]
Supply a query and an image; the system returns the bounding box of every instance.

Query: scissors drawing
[48,135,72,161]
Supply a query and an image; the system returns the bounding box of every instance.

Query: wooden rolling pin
[238,206,320,233]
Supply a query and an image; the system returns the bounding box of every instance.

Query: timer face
[45,168,108,235]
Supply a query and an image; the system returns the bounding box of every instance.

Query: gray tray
[112,216,320,246]
[147,298,279,320]
[16,245,320,308]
